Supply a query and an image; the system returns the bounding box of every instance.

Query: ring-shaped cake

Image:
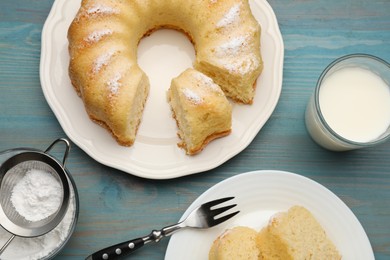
[68,0,263,148]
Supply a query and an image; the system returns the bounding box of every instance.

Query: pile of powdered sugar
[11,169,63,222]
[0,169,77,260]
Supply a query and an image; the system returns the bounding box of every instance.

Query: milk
[319,67,390,142]
[305,57,390,151]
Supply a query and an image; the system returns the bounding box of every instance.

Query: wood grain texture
[0,0,389,259]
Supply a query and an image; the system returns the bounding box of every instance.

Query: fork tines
[212,210,240,226]
[204,197,240,225]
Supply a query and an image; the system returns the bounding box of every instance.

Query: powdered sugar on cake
[216,35,248,56]
[92,50,115,74]
[86,4,119,16]
[75,4,119,21]
[85,29,113,43]
[182,88,203,105]
[216,3,241,28]
[214,35,259,74]
[194,72,214,86]
[182,72,226,105]
[225,54,259,75]
[194,72,223,94]
[107,73,122,96]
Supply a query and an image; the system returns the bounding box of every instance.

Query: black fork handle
[85,237,145,260]
[84,227,178,260]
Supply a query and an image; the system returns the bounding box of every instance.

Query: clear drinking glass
[305,54,390,151]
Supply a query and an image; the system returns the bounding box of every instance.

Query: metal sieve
[0,138,71,255]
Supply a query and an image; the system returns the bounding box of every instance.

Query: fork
[85,197,239,260]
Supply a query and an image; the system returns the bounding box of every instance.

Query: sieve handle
[44,138,71,167]
[0,234,15,255]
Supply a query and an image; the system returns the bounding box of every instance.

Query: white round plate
[165,170,374,260]
[40,0,284,179]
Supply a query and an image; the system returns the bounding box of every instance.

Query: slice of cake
[209,226,260,260]
[208,206,341,260]
[257,206,341,260]
[167,68,232,155]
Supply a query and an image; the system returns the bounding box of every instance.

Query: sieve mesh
[0,150,70,239]
[0,160,64,229]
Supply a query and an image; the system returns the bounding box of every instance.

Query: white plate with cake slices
[40,0,284,179]
[165,170,374,259]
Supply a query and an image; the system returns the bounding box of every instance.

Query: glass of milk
[305,54,390,151]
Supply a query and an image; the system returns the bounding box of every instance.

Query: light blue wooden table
[0,0,389,259]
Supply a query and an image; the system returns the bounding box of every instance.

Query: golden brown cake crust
[178,130,232,155]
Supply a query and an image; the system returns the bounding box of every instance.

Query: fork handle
[85,226,179,260]
[85,237,145,260]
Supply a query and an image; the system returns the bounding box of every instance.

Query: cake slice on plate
[257,206,341,260]
[168,68,232,155]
